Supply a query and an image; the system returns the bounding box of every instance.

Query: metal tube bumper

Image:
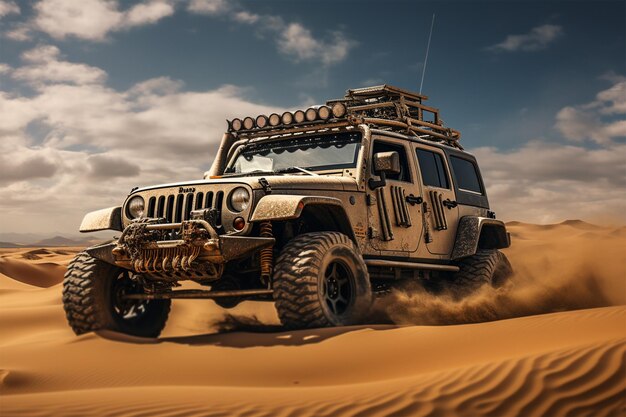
[122,288,274,300]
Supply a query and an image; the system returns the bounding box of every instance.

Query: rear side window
[416,148,449,188]
[450,156,483,194]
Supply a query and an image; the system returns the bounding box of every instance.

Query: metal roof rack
[227,85,462,149]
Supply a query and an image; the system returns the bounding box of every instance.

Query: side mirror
[369,151,400,189]
[373,151,401,175]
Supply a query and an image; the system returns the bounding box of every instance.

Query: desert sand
[0,222,625,417]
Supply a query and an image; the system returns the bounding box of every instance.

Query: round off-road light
[305,107,318,122]
[318,105,331,120]
[331,102,347,118]
[243,117,255,130]
[229,187,250,212]
[281,111,294,125]
[230,118,243,131]
[256,115,268,128]
[127,195,145,219]
[269,113,281,126]
[294,110,305,123]
[233,217,245,231]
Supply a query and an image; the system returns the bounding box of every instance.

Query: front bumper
[88,218,273,274]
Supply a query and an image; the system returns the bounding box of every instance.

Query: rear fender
[451,216,510,260]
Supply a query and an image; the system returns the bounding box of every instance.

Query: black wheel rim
[322,260,354,316]
[112,271,150,322]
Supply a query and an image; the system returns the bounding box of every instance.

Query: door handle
[442,199,458,209]
[405,194,423,206]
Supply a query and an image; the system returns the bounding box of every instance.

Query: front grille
[146,190,224,224]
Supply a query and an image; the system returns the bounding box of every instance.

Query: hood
[131,174,359,195]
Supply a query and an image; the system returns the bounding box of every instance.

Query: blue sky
[0,0,624,235]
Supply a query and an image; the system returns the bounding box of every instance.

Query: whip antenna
[419,13,436,94]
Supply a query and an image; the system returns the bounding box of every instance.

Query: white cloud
[187,0,229,15]
[474,142,626,224]
[186,2,355,66]
[12,45,107,86]
[487,24,563,52]
[555,79,626,145]
[31,0,175,41]
[0,49,280,233]
[4,25,32,41]
[0,0,19,18]
[0,63,11,74]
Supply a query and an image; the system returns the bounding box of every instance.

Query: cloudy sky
[0,0,624,235]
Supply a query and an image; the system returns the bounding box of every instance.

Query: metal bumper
[89,219,274,273]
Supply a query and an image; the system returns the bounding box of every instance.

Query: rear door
[412,144,459,255]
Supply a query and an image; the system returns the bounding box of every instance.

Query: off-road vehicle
[63,85,511,336]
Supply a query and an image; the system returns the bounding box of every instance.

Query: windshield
[226,132,361,174]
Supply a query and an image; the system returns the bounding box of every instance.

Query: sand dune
[0,224,624,417]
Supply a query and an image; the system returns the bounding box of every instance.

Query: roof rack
[227,85,462,149]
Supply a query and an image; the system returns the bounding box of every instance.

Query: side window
[416,148,450,189]
[450,156,483,194]
[372,141,411,182]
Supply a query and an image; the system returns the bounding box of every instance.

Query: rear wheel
[273,232,372,329]
[62,252,170,337]
[449,249,513,297]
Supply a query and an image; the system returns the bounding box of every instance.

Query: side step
[123,289,273,300]
[365,259,459,272]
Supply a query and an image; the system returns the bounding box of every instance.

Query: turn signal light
[233,217,246,231]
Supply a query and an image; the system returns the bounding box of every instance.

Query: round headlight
[293,110,305,123]
[127,196,145,219]
[229,187,250,212]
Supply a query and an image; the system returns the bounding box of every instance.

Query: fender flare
[79,206,122,233]
[249,195,356,241]
[451,216,510,260]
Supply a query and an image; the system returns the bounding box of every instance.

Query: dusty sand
[0,223,624,417]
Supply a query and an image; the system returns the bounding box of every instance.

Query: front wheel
[62,252,170,337]
[273,232,372,329]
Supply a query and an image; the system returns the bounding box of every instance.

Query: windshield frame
[225,131,363,175]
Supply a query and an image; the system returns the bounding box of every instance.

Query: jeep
[63,85,511,336]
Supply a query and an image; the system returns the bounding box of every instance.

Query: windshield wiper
[276,166,318,176]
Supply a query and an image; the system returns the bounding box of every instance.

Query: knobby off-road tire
[273,232,373,329]
[450,249,513,297]
[62,252,171,337]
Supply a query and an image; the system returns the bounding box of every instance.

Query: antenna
[419,13,436,94]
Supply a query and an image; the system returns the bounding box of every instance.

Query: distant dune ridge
[0,221,624,417]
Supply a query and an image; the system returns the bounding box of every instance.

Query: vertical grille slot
[147,197,156,218]
[156,196,165,218]
[205,192,214,209]
[174,195,184,223]
[215,191,224,226]
[183,193,194,220]
[165,195,175,223]
[195,192,204,209]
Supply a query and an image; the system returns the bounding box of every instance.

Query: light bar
[281,111,293,125]
[305,108,317,122]
[243,117,255,130]
[230,118,243,131]
[331,102,347,118]
[269,113,281,126]
[318,105,331,120]
[256,115,268,128]
[293,110,305,123]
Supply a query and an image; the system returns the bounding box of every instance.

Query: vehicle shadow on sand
[97,320,397,349]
